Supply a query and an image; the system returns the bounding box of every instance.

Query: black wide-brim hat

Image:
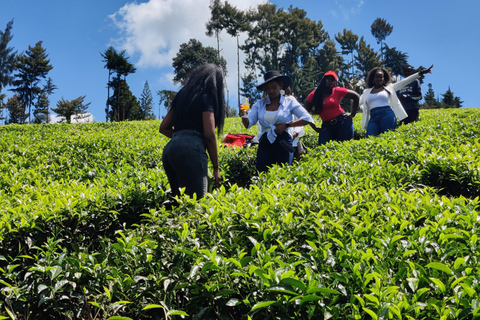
[256,70,291,91]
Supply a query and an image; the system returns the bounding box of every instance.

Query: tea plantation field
[0,108,479,319]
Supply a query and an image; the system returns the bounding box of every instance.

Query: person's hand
[213,168,221,186]
[239,105,247,117]
[344,113,356,120]
[420,65,434,75]
[274,123,287,135]
[309,122,322,133]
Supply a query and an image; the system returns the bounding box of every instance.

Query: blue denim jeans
[366,106,397,137]
[318,113,354,145]
[162,130,208,198]
[256,131,292,173]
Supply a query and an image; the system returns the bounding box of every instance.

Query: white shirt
[264,110,278,124]
[366,90,390,109]
[246,94,314,144]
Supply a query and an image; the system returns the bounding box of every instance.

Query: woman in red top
[306,71,359,145]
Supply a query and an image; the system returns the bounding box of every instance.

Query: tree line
[188,1,462,112]
[1,3,463,125]
[0,20,157,125]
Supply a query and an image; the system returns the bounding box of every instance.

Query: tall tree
[139,80,155,120]
[205,0,223,55]
[51,96,90,123]
[101,47,136,121]
[441,87,462,108]
[206,1,248,110]
[421,83,439,109]
[355,36,382,80]
[371,18,393,61]
[239,3,328,100]
[297,55,321,99]
[383,44,408,76]
[242,3,285,73]
[315,39,344,76]
[33,92,49,123]
[281,5,327,93]
[0,20,17,97]
[101,47,117,121]
[37,77,57,123]
[172,39,227,85]
[5,94,27,124]
[11,41,53,123]
[335,29,358,78]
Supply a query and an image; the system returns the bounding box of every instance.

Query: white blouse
[366,90,390,109]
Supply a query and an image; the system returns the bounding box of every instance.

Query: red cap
[324,71,337,80]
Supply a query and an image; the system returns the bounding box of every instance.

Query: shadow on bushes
[421,161,480,198]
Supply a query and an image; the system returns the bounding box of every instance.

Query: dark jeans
[366,106,397,137]
[162,130,208,198]
[256,131,292,173]
[400,108,419,125]
[318,113,354,145]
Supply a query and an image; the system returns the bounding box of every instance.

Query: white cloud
[334,0,365,20]
[109,0,264,105]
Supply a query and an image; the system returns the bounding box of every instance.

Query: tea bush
[0,109,479,319]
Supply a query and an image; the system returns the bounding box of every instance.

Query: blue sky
[1,0,479,122]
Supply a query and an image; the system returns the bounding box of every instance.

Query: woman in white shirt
[239,71,313,172]
[360,65,433,137]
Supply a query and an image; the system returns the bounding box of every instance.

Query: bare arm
[344,90,360,119]
[202,111,220,186]
[275,119,310,135]
[159,108,174,138]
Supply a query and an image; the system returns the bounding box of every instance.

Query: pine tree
[441,87,462,108]
[421,83,439,109]
[0,20,17,125]
[335,29,358,79]
[0,20,17,94]
[355,36,382,80]
[101,47,136,121]
[139,81,155,120]
[11,41,53,123]
[6,94,27,124]
[316,39,344,75]
[371,18,393,61]
[33,92,49,123]
[383,44,408,76]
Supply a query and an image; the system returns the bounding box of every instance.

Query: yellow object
[240,98,250,111]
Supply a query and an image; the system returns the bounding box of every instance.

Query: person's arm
[344,90,360,119]
[159,108,174,138]
[394,65,434,91]
[276,103,314,135]
[202,111,220,186]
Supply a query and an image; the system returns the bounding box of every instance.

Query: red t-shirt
[306,87,348,122]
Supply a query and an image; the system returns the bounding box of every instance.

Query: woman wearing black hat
[239,71,313,172]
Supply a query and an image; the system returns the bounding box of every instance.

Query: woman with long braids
[305,71,360,145]
[159,63,226,199]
